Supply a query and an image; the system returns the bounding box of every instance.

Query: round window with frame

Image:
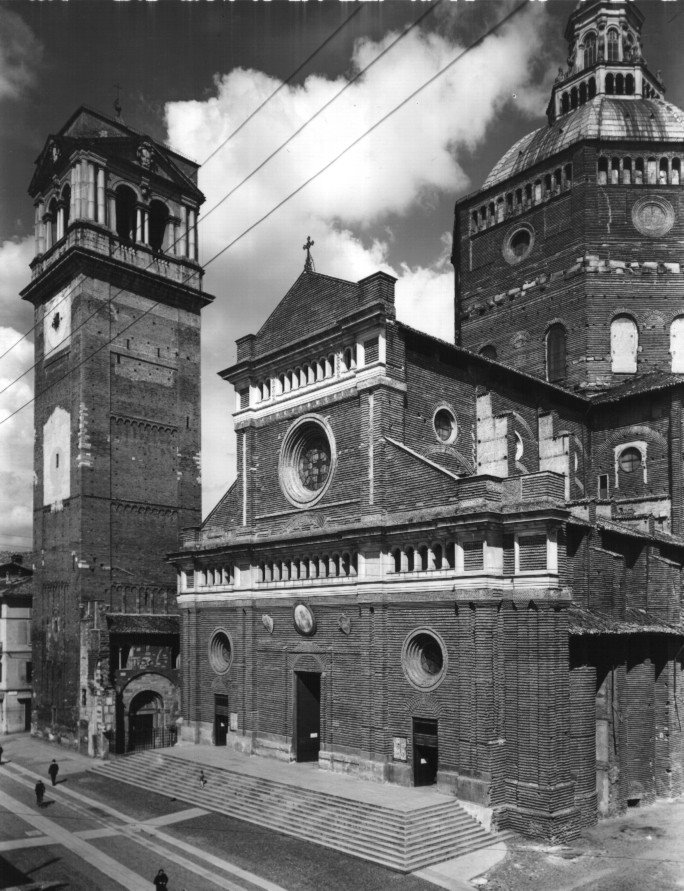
[279,415,337,508]
[618,446,642,474]
[503,223,535,265]
[433,407,457,444]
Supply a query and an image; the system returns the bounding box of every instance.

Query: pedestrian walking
[199,769,207,788]
[35,780,45,807]
[153,867,168,889]
[48,759,59,786]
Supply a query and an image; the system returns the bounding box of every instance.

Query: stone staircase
[93,750,509,873]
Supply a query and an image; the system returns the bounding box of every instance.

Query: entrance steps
[93,750,510,873]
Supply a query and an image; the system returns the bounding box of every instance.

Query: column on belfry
[70,164,79,220]
[35,200,45,255]
[171,217,180,256]
[56,202,65,241]
[97,168,105,224]
[181,207,189,257]
[188,209,197,260]
[79,159,88,218]
[107,192,116,232]
[87,163,96,220]
[136,206,143,243]
[143,208,149,245]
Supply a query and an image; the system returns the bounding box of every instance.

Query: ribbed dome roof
[483,97,684,189]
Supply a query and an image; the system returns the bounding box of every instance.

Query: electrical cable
[0,3,364,365]
[0,0,527,427]
[0,0,441,393]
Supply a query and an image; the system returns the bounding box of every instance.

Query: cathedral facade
[172,0,684,841]
[25,108,211,756]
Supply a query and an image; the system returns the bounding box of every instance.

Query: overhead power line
[0,0,442,394]
[0,4,363,366]
[0,0,527,428]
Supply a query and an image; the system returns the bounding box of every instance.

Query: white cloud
[0,328,33,550]
[0,236,35,549]
[0,237,34,330]
[165,6,550,516]
[0,8,43,101]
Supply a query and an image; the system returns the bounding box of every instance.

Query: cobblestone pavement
[481,797,684,891]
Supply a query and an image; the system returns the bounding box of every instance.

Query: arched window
[588,77,597,100]
[670,317,684,372]
[647,158,657,184]
[148,199,169,252]
[418,545,429,572]
[115,185,137,243]
[561,92,570,114]
[46,197,58,249]
[61,185,71,233]
[611,315,638,373]
[597,158,608,185]
[606,28,620,62]
[635,158,644,185]
[672,159,681,185]
[496,197,504,223]
[546,324,567,383]
[479,344,497,361]
[564,163,573,187]
[571,87,578,109]
[584,32,597,68]
[433,544,443,571]
[625,74,635,95]
[605,73,614,96]
[579,82,587,105]
[534,180,542,203]
[622,158,632,185]
[611,158,620,185]
[659,158,669,185]
[405,547,415,572]
[615,74,624,96]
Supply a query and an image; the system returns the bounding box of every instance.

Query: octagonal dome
[483,97,684,190]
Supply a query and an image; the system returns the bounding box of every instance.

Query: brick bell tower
[23,107,212,756]
[453,0,684,393]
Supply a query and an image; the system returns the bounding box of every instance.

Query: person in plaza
[35,779,45,807]
[199,769,207,788]
[48,759,59,786]
[153,867,168,889]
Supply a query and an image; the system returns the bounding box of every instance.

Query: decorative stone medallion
[338,614,351,635]
[293,603,316,637]
[262,614,274,634]
[632,196,675,237]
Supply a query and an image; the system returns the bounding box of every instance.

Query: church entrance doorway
[128,690,165,752]
[295,672,320,762]
[413,718,438,786]
[214,694,228,746]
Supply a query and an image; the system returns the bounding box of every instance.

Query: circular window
[503,224,535,265]
[208,629,233,674]
[402,629,447,691]
[433,408,457,444]
[619,447,642,473]
[279,415,336,508]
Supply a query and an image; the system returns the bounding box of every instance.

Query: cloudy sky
[1,0,683,549]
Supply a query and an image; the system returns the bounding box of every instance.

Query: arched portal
[127,689,164,751]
